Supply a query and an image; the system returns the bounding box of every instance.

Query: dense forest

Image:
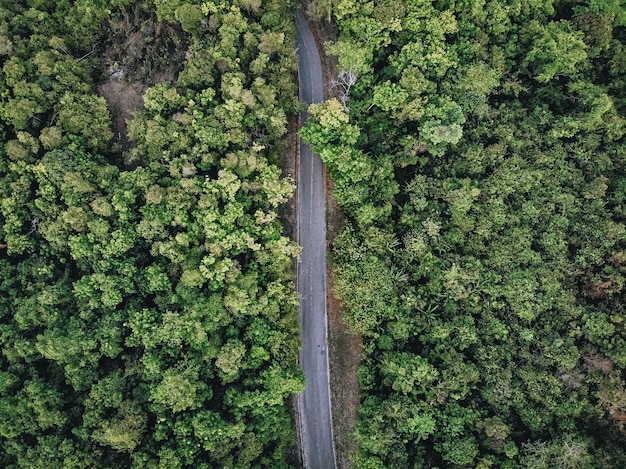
[0,0,303,467]
[302,0,626,467]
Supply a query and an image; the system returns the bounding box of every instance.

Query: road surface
[295,10,337,469]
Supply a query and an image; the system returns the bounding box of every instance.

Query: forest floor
[302,6,362,469]
[98,79,145,154]
[95,4,185,161]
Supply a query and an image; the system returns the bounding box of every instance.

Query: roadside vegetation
[0,0,302,467]
[303,0,626,467]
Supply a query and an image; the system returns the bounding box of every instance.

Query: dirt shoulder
[326,180,362,469]
[301,6,362,469]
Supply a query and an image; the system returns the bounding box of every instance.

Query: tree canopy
[0,0,302,467]
[303,0,626,466]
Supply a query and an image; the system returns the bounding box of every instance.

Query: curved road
[295,10,337,469]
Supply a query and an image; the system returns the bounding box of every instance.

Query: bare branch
[332,69,357,111]
[27,216,40,235]
[78,42,99,62]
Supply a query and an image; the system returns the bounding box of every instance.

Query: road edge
[294,7,337,469]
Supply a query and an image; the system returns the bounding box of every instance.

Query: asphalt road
[295,10,337,469]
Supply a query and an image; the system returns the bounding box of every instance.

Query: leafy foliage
[0,0,302,467]
[303,0,626,467]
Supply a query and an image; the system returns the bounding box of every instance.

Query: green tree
[524,21,588,83]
